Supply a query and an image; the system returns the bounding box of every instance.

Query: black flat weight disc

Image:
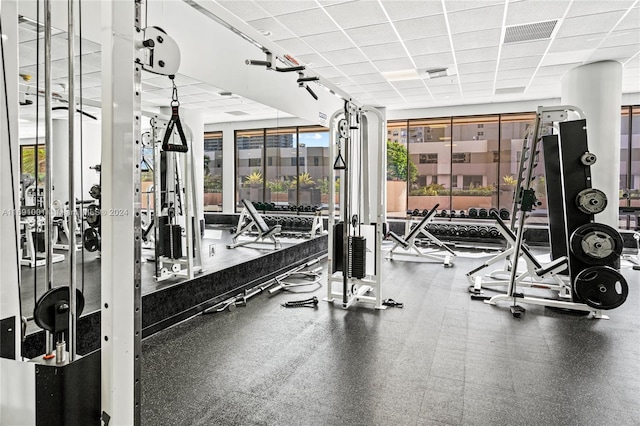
[33,287,85,333]
[570,223,623,266]
[574,266,628,310]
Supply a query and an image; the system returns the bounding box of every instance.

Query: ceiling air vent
[495,87,526,95]
[504,20,557,44]
[425,68,449,79]
[225,111,249,116]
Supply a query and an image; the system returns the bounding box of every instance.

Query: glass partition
[297,126,329,208]
[265,127,297,206]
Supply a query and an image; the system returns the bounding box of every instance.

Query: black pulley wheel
[570,223,623,266]
[33,287,85,332]
[83,227,101,252]
[573,266,628,310]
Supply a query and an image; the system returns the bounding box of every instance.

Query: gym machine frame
[480,105,612,318]
[325,102,386,310]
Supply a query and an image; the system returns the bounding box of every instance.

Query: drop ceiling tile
[374,57,414,72]
[541,50,594,66]
[458,61,497,74]
[394,15,449,40]
[258,1,318,16]
[322,48,368,66]
[555,11,627,38]
[329,76,355,86]
[566,0,635,18]
[218,1,269,22]
[499,56,543,71]
[500,40,550,59]
[445,1,503,13]
[497,68,535,80]
[404,36,452,56]
[276,8,339,37]
[428,84,461,94]
[536,63,581,77]
[505,0,569,26]
[381,0,443,21]
[339,62,378,76]
[461,81,493,91]
[589,45,640,62]
[427,75,459,87]
[351,73,388,85]
[345,23,399,47]
[525,83,560,95]
[361,43,408,61]
[275,37,317,55]
[495,77,531,88]
[457,47,499,64]
[413,52,455,69]
[358,82,395,93]
[247,17,295,41]
[314,66,346,79]
[374,96,406,105]
[463,89,493,98]
[324,1,388,29]
[452,29,502,50]
[530,75,561,85]
[300,31,354,53]
[398,88,429,98]
[373,90,403,98]
[391,79,427,90]
[294,53,331,68]
[448,4,505,34]
[549,33,608,53]
[616,7,640,31]
[461,72,495,83]
[600,30,640,48]
[403,94,434,104]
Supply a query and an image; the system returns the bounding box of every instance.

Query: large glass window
[407,118,451,213]
[236,129,265,209]
[265,127,297,206]
[204,131,222,212]
[499,113,536,214]
[451,115,499,213]
[630,106,640,209]
[234,126,329,210]
[386,121,409,215]
[19,145,46,205]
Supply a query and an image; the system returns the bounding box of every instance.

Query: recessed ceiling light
[381,69,419,82]
[258,29,272,37]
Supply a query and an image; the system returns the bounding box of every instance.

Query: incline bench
[227,199,282,249]
[386,204,456,267]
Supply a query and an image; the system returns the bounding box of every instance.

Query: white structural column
[182,110,205,224]
[561,61,623,228]
[0,0,22,359]
[101,0,142,424]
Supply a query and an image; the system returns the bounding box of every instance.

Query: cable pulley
[161,77,189,153]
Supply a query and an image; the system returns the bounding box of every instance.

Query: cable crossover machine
[325,101,387,309]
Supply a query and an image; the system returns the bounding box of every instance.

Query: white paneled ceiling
[16,0,640,126]
[217,0,640,110]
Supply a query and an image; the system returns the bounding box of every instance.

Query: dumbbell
[467,226,478,237]
[489,227,500,238]
[458,225,469,237]
[450,225,460,236]
[468,208,478,218]
[412,209,420,216]
[499,208,510,220]
[422,209,429,217]
[479,226,489,237]
[478,208,488,218]
[440,210,448,217]
[459,210,466,218]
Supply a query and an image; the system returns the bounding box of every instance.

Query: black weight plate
[33,287,85,333]
[570,223,623,266]
[574,266,628,310]
[89,184,101,200]
[83,227,101,252]
[86,204,101,227]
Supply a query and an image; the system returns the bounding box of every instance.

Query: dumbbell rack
[237,211,326,239]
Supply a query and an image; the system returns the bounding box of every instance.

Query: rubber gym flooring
[141,247,640,426]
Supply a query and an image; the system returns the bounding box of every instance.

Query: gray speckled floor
[141,250,640,426]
